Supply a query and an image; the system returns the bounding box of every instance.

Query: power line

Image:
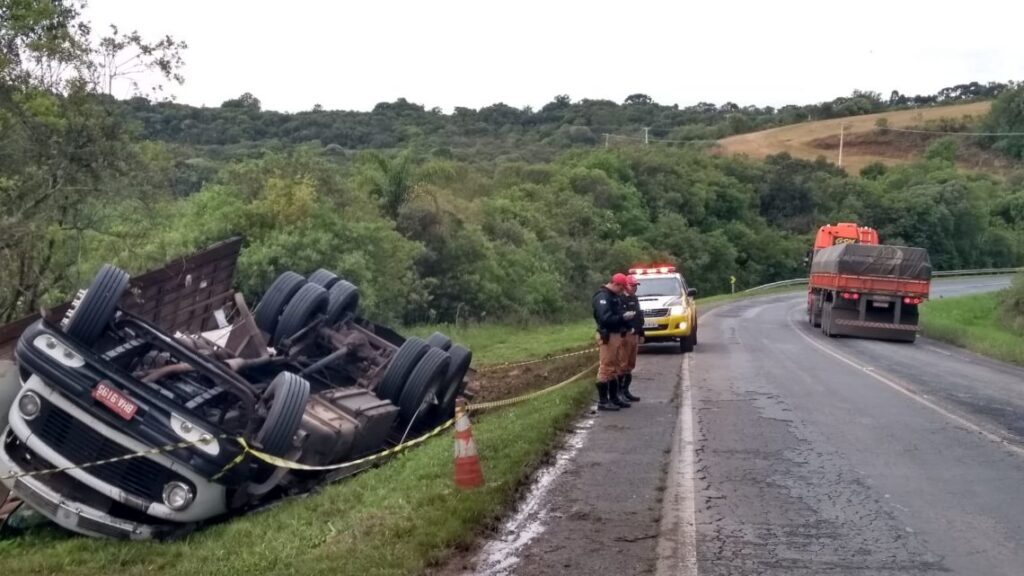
[879,127,1024,137]
[602,133,718,145]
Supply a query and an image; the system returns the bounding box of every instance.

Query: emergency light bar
[629,265,676,275]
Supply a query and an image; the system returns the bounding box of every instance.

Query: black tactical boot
[596,381,619,411]
[622,373,640,402]
[610,377,631,408]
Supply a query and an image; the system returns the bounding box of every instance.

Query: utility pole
[837,124,845,167]
[604,133,609,149]
[644,127,649,145]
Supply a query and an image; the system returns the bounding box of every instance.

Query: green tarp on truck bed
[811,244,932,280]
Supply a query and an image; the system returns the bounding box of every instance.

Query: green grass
[406,319,595,365]
[0,367,596,576]
[921,291,1024,366]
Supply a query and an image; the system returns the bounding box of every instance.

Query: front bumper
[0,432,160,540]
[0,375,229,538]
[641,313,693,339]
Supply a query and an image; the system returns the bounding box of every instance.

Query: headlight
[18,392,41,420]
[162,481,194,511]
[670,305,685,317]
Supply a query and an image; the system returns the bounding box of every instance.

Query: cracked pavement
[453,277,1024,575]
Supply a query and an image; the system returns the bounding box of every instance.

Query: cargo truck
[807,242,932,342]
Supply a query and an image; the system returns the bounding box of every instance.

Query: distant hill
[716,101,1005,174]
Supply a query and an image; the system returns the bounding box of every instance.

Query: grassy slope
[717,101,992,174]
[920,291,1024,366]
[406,319,595,365]
[0,369,595,575]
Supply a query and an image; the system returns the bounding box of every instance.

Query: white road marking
[787,307,1024,458]
[655,353,699,576]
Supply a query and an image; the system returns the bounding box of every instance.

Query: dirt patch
[807,130,1018,172]
[467,349,599,404]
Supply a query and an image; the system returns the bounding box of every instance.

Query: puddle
[464,416,595,576]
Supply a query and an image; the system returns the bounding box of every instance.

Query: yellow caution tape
[0,436,229,482]
[2,360,600,483]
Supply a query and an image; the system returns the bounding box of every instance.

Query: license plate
[644,321,660,329]
[91,382,139,421]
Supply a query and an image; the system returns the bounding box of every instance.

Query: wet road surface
[457,277,1023,575]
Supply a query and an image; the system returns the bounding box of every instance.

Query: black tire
[398,347,451,425]
[325,280,360,325]
[377,337,430,403]
[680,332,695,353]
[272,283,329,345]
[254,272,306,336]
[429,344,472,425]
[307,268,341,290]
[63,264,130,345]
[255,372,310,457]
[425,331,453,351]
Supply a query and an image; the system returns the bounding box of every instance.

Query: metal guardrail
[742,267,1022,294]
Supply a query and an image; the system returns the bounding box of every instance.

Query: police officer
[618,274,643,402]
[593,273,633,411]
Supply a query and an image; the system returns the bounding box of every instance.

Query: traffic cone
[453,403,484,490]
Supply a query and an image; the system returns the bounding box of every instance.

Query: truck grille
[26,400,190,504]
[643,308,669,318]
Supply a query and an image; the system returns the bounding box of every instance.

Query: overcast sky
[84,0,1024,113]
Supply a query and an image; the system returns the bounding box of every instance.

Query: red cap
[626,274,639,286]
[611,273,629,286]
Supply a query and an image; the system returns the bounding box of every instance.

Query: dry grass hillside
[717,101,995,174]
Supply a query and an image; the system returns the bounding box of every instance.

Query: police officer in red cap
[592,273,633,411]
[618,274,644,402]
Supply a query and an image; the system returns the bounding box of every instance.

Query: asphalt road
[689,275,1023,575]
[453,276,1021,576]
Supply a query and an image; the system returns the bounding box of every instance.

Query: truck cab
[629,266,698,353]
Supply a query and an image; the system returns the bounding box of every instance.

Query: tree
[624,93,653,105]
[983,86,1024,159]
[221,92,261,111]
[0,0,186,320]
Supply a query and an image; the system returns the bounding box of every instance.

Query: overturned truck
[807,243,932,342]
[0,238,471,539]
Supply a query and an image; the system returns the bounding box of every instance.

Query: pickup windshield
[636,277,682,297]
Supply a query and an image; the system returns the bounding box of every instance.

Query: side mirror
[687,288,697,297]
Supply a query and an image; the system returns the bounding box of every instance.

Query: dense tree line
[3,2,1024,326]
[116,82,1014,154]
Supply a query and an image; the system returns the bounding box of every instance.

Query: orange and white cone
[453,403,484,490]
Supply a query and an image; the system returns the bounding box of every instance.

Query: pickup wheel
[425,331,453,351]
[378,337,430,403]
[273,283,329,346]
[428,344,472,426]
[325,280,360,325]
[680,331,695,353]
[63,264,130,346]
[254,272,306,336]
[399,347,451,427]
[255,372,310,457]
[307,268,341,290]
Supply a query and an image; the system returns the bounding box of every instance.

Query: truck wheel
[307,268,341,290]
[425,331,453,351]
[62,264,130,346]
[255,372,310,457]
[325,280,360,325]
[254,272,306,336]
[377,337,430,403]
[428,344,472,426]
[399,348,451,426]
[272,283,329,346]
